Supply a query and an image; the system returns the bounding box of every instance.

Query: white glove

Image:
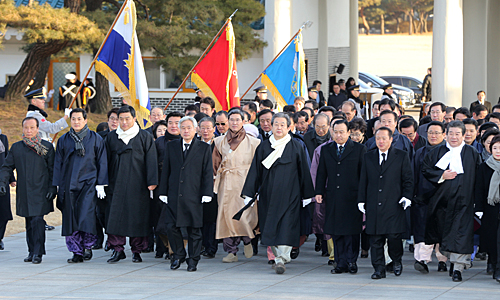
[302,198,312,207]
[159,196,168,204]
[475,212,483,219]
[64,108,72,118]
[358,203,366,214]
[201,196,212,203]
[96,185,106,199]
[150,190,154,199]
[244,196,254,207]
[399,197,411,210]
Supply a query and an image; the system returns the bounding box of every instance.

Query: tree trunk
[360,7,371,35]
[422,13,428,33]
[92,48,111,113]
[407,11,413,35]
[3,41,67,102]
[85,0,103,11]
[64,0,81,13]
[380,14,385,35]
[31,56,51,90]
[396,17,400,33]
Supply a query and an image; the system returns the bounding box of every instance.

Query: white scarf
[435,141,465,174]
[116,123,140,145]
[262,134,291,169]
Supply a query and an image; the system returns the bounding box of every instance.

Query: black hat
[24,88,46,100]
[308,86,318,92]
[195,88,202,93]
[382,83,393,90]
[254,86,267,93]
[347,85,360,91]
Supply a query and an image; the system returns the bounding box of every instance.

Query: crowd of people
[0,80,499,283]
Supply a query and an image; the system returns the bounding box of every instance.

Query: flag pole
[239,21,312,100]
[53,0,130,141]
[163,9,238,111]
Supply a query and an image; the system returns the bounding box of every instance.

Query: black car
[381,76,423,104]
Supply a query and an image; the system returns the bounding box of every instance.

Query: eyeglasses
[215,123,226,126]
[350,133,362,137]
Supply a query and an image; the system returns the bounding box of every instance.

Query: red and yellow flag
[191,21,240,111]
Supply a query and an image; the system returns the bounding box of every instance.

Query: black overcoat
[105,130,158,237]
[315,139,366,236]
[422,144,480,254]
[357,147,413,235]
[0,134,14,223]
[241,139,315,247]
[158,138,213,228]
[0,141,55,217]
[53,131,108,236]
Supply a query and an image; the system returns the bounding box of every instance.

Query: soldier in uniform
[58,73,81,109]
[381,84,397,102]
[253,86,268,104]
[82,76,96,113]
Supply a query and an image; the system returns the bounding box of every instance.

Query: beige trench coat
[213,135,260,239]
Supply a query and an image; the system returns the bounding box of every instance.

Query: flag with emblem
[94,0,151,128]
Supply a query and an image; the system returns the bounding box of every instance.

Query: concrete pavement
[0,228,498,299]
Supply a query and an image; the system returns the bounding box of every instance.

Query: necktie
[337,146,344,158]
[183,144,190,159]
[266,132,270,138]
[381,153,386,167]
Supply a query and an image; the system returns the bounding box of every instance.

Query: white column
[487,0,500,105]
[263,0,291,67]
[462,0,487,107]
[317,0,328,88]
[349,0,358,80]
[432,0,463,108]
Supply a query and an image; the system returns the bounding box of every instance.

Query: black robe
[241,138,315,247]
[53,131,108,236]
[158,138,213,229]
[0,141,55,217]
[422,144,480,254]
[105,130,158,237]
[358,147,413,235]
[303,130,331,160]
[315,139,366,236]
[474,163,500,256]
[0,134,14,224]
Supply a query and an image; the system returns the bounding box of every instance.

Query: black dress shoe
[204,252,215,259]
[414,260,429,274]
[187,265,197,272]
[408,244,414,252]
[371,270,386,279]
[200,250,207,256]
[0,240,4,250]
[268,259,275,265]
[45,224,55,231]
[143,245,154,253]
[170,259,184,270]
[107,250,126,263]
[360,250,368,258]
[104,243,111,252]
[68,254,84,263]
[452,270,462,282]
[386,261,394,273]
[438,261,447,272]
[32,255,42,264]
[394,262,403,276]
[328,260,337,268]
[494,268,500,282]
[449,263,454,277]
[487,263,495,275]
[475,252,487,261]
[164,251,170,260]
[331,266,348,274]
[24,254,33,262]
[83,249,93,261]
[92,244,103,250]
[132,253,142,263]
[290,248,300,259]
[155,251,164,259]
[315,238,322,252]
[348,262,358,274]
[321,251,329,257]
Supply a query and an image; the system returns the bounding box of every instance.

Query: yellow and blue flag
[261,31,308,108]
[95,0,151,128]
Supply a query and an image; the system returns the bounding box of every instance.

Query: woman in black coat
[0,131,15,249]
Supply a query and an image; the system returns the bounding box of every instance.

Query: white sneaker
[244,243,253,258]
[222,253,238,263]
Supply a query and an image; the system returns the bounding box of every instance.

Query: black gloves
[0,185,6,196]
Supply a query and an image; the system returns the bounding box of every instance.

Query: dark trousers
[26,216,46,256]
[361,229,370,251]
[202,222,217,255]
[95,200,106,246]
[107,234,148,253]
[166,223,202,267]
[370,233,403,272]
[0,220,7,240]
[334,234,360,268]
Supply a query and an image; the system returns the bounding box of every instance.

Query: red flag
[191,21,239,111]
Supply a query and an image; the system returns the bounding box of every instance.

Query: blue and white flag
[95,0,151,128]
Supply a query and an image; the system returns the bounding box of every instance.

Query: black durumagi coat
[315,139,366,236]
[158,138,213,228]
[358,147,413,235]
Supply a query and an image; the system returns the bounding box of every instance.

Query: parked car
[359,71,416,108]
[380,75,423,104]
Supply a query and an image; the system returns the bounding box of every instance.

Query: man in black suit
[470,90,491,114]
[358,127,413,279]
[327,83,347,110]
[315,119,367,274]
[158,116,213,272]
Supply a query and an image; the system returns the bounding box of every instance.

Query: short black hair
[446,106,456,114]
[96,122,109,132]
[305,100,319,110]
[260,99,274,110]
[313,80,322,86]
[477,90,485,95]
[283,105,296,113]
[332,119,349,131]
[379,110,398,122]
[429,102,446,112]
[193,112,209,123]
[419,115,432,125]
[426,121,446,133]
[70,108,87,119]
[215,110,229,119]
[243,110,251,121]
[372,100,381,107]
[200,97,215,109]
[399,118,417,132]
[118,105,136,118]
[332,82,340,87]
[447,120,466,134]
[349,118,367,133]
[184,104,200,114]
[243,102,257,113]
[378,99,396,111]
[462,118,479,129]
[487,112,500,122]
[22,116,39,127]
[375,126,393,138]
[489,134,500,153]
[228,109,245,120]
[492,104,500,111]
[294,111,309,123]
[107,107,120,119]
[318,106,336,115]
[152,120,168,139]
[473,104,488,116]
[301,107,315,117]
[257,109,274,120]
[482,129,500,149]
[166,111,184,122]
[453,107,471,119]
[479,122,499,134]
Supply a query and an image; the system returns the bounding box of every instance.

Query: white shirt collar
[379,149,389,164]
